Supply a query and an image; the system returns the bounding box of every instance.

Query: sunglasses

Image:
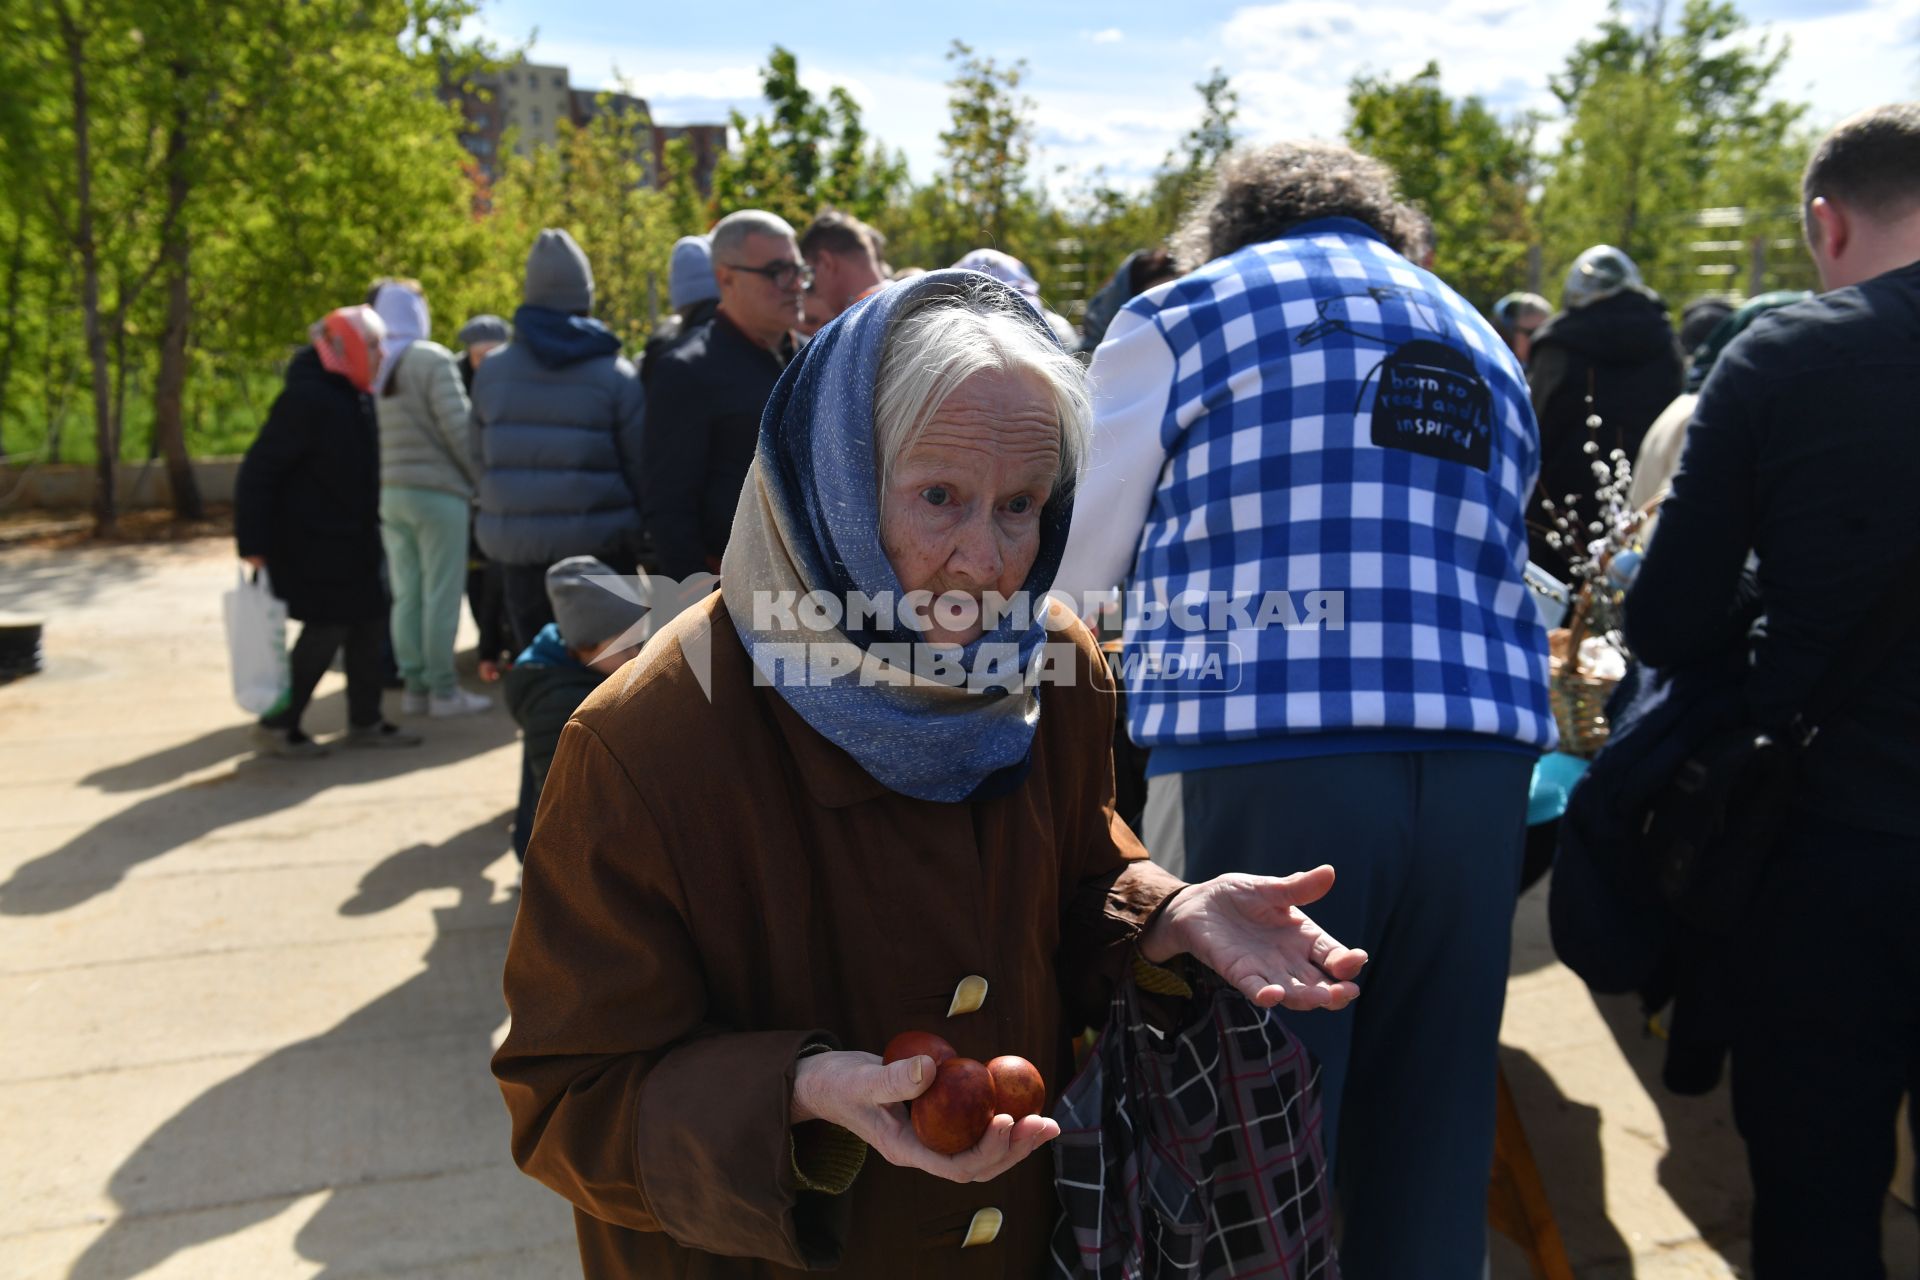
[724,259,813,291]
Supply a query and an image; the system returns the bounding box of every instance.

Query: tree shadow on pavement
[1590,989,1757,1270]
[0,547,150,615]
[1492,1046,1633,1278]
[78,722,262,793]
[64,812,536,1280]
[1507,869,1561,978]
[1504,869,1753,1272]
[0,694,517,915]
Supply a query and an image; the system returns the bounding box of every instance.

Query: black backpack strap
[1790,538,1920,745]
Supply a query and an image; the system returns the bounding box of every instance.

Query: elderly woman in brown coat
[492,271,1368,1278]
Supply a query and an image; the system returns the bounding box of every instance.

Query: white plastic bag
[223,566,291,716]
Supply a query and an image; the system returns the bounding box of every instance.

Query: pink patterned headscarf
[308,305,386,393]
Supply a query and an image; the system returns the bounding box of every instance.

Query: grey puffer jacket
[376,341,477,498]
[471,306,647,566]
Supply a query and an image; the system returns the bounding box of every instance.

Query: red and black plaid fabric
[1049,970,1339,1279]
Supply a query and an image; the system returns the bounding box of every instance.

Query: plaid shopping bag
[1049,967,1339,1279]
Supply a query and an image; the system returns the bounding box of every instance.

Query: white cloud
[1219,0,1613,140]
[1759,0,1920,128]
[1216,0,1920,145]
[465,0,1920,200]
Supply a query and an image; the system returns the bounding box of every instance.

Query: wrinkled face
[716,231,806,336]
[879,367,1061,647]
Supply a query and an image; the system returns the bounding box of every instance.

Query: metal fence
[1677,205,1818,302]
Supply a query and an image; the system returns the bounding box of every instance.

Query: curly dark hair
[1171,141,1418,269]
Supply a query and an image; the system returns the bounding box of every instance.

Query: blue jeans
[379,487,471,697]
[1146,748,1532,1280]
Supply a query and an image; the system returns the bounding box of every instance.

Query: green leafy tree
[762,46,829,196]
[712,47,907,235]
[709,105,808,225]
[555,103,678,346]
[709,45,831,227]
[1539,0,1808,303]
[936,40,1035,251]
[476,97,682,346]
[1157,69,1239,230]
[661,137,709,234]
[816,87,909,228]
[1346,61,1537,309]
[1050,71,1241,323]
[0,0,496,531]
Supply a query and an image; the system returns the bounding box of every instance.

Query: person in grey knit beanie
[526,228,595,314]
[668,235,719,312]
[501,555,651,862]
[642,235,723,389]
[472,227,646,651]
[543,555,649,658]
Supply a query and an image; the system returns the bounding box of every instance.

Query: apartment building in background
[446,59,728,195]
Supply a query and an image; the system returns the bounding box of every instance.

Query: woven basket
[1548,586,1620,758]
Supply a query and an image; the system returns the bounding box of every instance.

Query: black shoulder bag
[1552,541,1920,1093]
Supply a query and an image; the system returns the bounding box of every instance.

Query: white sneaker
[400,691,429,715]
[429,688,493,718]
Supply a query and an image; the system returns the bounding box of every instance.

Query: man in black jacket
[1526,245,1684,578]
[1624,103,1920,1277]
[641,210,801,579]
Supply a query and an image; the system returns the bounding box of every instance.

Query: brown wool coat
[493,593,1185,1278]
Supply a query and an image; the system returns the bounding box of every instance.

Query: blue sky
[469,0,1920,189]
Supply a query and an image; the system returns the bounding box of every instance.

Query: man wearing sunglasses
[643,210,805,578]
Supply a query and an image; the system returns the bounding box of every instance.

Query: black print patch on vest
[1296,285,1496,472]
[1367,339,1493,470]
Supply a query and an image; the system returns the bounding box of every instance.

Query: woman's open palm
[1146,865,1367,1010]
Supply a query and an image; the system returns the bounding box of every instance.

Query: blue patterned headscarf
[719,270,1077,803]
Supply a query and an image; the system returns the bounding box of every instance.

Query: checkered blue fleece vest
[1114,218,1556,764]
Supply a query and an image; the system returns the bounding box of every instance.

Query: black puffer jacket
[234,348,387,623]
[1526,291,1684,576]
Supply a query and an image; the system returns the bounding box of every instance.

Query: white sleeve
[1050,308,1177,614]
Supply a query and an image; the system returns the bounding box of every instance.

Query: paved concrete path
[0,537,1911,1278]
[1,538,575,1278]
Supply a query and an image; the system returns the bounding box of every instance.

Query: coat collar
[708,602,892,809]
[756,682,895,809]
[713,309,794,368]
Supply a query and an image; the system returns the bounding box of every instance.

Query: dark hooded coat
[234,347,387,623]
[1526,290,1684,576]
